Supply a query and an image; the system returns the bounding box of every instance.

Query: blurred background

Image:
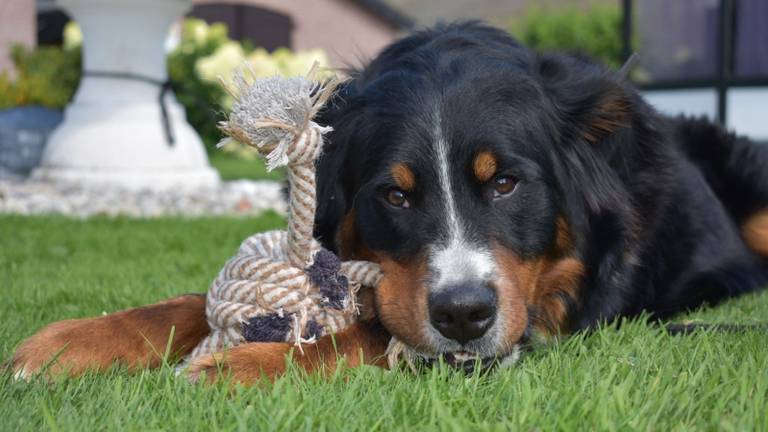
[0,0,766,218]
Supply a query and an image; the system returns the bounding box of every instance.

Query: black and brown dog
[11,22,768,383]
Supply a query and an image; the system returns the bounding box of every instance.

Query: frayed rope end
[216,62,343,171]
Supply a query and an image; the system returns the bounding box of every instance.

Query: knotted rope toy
[185,65,410,365]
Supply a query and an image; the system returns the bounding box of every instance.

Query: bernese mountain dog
[10,22,768,383]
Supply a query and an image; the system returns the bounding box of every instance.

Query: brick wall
[0,0,36,78]
[193,0,402,69]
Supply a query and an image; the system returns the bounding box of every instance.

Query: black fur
[313,22,768,337]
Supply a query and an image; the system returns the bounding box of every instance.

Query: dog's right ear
[314,80,357,254]
[537,53,632,145]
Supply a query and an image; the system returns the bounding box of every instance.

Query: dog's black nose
[428,283,497,344]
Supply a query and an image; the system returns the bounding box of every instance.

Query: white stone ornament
[34,0,219,191]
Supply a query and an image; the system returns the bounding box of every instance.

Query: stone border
[0,179,286,218]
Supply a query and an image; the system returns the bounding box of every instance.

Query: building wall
[0,0,36,77]
[383,0,615,27]
[193,0,402,70]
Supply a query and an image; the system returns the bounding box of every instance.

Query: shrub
[167,19,232,149]
[509,4,625,69]
[0,43,81,110]
[183,19,330,153]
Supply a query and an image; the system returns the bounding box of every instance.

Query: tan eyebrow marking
[391,162,416,191]
[473,151,497,182]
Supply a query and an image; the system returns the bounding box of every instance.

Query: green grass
[1,215,767,431]
[209,152,285,181]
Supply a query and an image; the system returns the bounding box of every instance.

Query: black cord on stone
[83,71,175,146]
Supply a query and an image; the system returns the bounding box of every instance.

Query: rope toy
[186,65,398,362]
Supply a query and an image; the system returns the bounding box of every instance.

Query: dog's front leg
[10,294,210,379]
[185,319,391,384]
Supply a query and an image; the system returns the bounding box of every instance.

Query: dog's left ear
[538,54,633,144]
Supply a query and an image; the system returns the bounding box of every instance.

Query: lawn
[208,152,285,181]
[1,215,767,431]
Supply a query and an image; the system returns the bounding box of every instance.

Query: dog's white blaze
[432,242,496,288]
[434,126,462,247]
[429,123,496,290]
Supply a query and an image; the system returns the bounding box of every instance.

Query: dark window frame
[622,0,768,124]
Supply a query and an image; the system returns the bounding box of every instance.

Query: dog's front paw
[184,342,292,385]
[184,352,227,383]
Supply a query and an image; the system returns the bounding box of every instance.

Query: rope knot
[281,124,329,168]
[185,231,383,360]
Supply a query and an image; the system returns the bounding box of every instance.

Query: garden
[2,4,767,431]
[2,215,767,430]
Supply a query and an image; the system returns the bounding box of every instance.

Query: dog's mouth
[408,347,524,374]
[387,319,534,374]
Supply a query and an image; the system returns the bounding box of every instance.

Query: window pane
[634,0,720,83]
[734,0,768,78]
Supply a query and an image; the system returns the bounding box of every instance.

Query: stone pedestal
[34,0,219,190]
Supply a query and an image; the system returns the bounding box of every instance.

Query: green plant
[168,18,332,152]
[185,19,330,155]
[509,4,625,69]
[167,19,232,149]
[0,44,81,110]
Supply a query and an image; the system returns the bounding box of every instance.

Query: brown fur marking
[582,90,630,143]
[473,151,497,182]
[12,294,209,378]
[490,255,530,350]
[493,217,584,336]
[391,162,416,192]
[335,211,379,320]
[336,210,376,262]
[535,258,585,334]
[555,217,573,253]
[185,320,390,384]
[743,209,768,258]
[374,257,433,353]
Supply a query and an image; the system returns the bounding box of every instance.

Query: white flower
[63,22,82,50]
[187,19,210,45]
[246,47,331,78]
[195,41,246,82]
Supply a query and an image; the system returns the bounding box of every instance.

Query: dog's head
[315,23,639,365]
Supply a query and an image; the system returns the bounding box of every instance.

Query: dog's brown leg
[743,209,768,259]
[185,319,391,385]
[10,294,209,379]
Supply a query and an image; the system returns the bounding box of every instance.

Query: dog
[10,22,768,383]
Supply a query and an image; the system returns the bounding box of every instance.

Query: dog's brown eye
[493,175,517,198]
[386,189,410,208]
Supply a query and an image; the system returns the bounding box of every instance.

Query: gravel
[0,179,287,218]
